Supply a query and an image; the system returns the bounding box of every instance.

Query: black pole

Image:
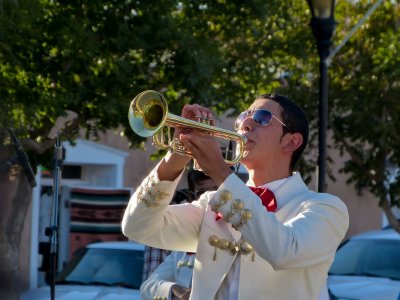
[309,17,336,193]
[46,131,64,300]
[318,58,329,192]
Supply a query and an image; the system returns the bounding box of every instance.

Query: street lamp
[306,0,336,193]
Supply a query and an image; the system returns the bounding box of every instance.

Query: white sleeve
[140,252,179,300]
[121,162,205,253]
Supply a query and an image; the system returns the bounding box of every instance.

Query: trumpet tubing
[128,90,247,165]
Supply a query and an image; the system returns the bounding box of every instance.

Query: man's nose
[239,116,254,132]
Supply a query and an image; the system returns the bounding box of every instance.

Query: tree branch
[21,115,83,154]
[331,123,364,166]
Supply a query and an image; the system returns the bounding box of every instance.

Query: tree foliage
[329,0,400,229]
[0,0,318,167]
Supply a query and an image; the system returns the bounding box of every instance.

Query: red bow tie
[215,186,277,221]
[248,186,277,212]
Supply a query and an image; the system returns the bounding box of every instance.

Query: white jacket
[122,167,349,300]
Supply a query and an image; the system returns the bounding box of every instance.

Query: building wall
[19,201,32,292]
[98,132,163,190]
[326,149,382,239]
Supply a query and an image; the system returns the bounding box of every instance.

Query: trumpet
[128,90,247,165]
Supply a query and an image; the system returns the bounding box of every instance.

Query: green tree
[329,0,400,231]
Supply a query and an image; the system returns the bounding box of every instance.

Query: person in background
[140,250,194,300]
[141,169,217,282]
[142,246,172,282]
[123,94,349,299]
[186,168,218,202]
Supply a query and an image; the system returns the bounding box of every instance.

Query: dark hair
[171,170,215,204]
[187,169,213,192]
[258,93,309,171]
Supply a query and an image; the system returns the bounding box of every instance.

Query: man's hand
[173,104,215,138]
[158,103,216,182]
[176,103,232,185]
[171,284,191,300]
[179,127,232,186]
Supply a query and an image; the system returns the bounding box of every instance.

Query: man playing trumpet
[122,93,349,300]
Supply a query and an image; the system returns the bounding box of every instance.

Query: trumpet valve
[195,115,212,125]
[171,138,187,154]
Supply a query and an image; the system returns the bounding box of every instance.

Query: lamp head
[306,0,337,60]
[307,0,336,19]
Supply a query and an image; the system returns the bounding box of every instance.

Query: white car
[328,228,400,300]
[22,241,145,300]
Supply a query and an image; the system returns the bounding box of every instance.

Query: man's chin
[240,150,261,168]
[240,151,251,164]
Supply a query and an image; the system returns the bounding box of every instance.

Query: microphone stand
[46,131,64,300]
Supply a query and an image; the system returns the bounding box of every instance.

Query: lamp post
[306,0,336,193]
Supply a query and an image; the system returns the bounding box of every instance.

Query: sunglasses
[235,108,289,131]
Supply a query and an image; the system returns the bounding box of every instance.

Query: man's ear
[282,133,303,153]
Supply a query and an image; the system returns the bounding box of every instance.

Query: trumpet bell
[128,90,168,137]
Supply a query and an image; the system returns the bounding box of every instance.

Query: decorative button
[240,240,254,255]
[220,190,232,202]
[217,239,230,250]
[232,199,244,210]
[212,190,232,211]
[241,209,252,221]
[208,235,219,247]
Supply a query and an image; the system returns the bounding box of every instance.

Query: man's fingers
[181,104,214,121]
[179,134,197,155]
